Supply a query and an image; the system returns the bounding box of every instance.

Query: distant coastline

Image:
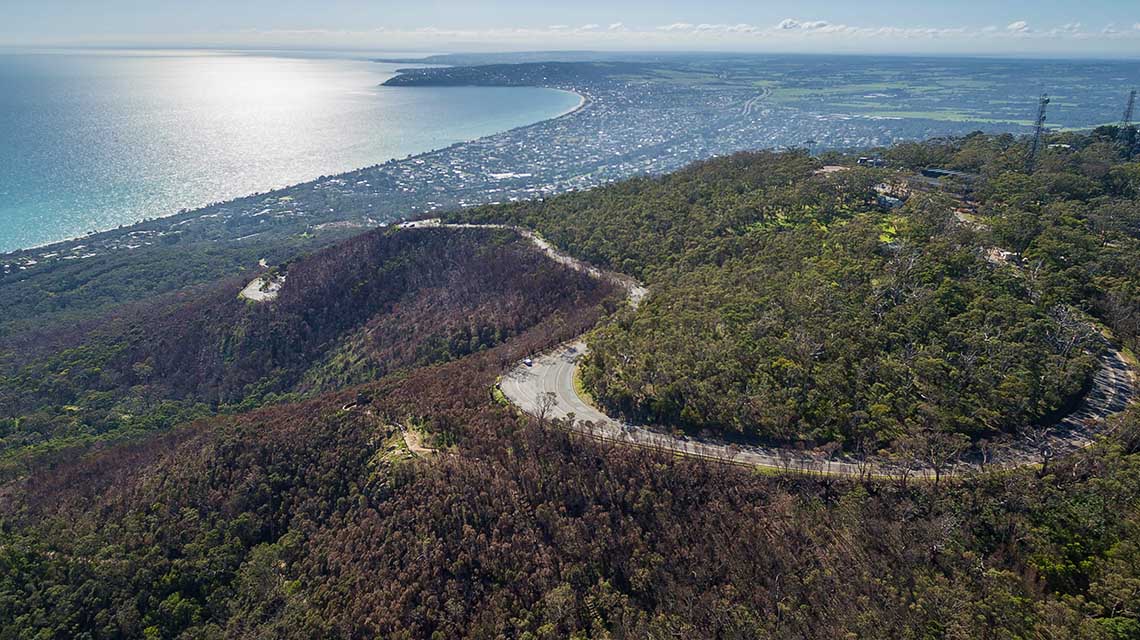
[0,51,583,255]
[10,53,1137,273]
[4,83,587,259]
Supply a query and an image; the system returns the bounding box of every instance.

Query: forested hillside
[1,133,1138,638]
[451,135,1139,450]
[3,293,1140,638]
[888,132,1140,356]
[0,227,617,473]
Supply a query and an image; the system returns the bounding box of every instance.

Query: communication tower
[1119,89,1136,158]
[1025,93,1050,173]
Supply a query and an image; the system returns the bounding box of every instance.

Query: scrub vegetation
[1,130,1139,638]
[453,129,1138,450]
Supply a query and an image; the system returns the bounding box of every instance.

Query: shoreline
[553,88,588,118]
[1,82,588,259]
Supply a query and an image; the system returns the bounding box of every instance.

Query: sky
[2,0,1140,57]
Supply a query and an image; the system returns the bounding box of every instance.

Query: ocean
[0,50,582,252]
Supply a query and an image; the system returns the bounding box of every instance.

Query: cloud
[21,17,1140,55]
[776,19,832,31]
[770,19,975,40]
[390,19,1140,50]
[687,23,757,34]
[221,21,1140,47]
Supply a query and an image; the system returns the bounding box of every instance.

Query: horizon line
[2,45,1139,63]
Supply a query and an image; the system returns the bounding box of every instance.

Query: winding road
[502,337,1136,476]
[402,219,1137,476]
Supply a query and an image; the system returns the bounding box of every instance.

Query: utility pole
[1119,89,1136,159]
[1025,93,1050,173]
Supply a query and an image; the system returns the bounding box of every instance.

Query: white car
[523,358,534,367]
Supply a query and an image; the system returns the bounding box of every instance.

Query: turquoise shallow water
[0,50,581,252]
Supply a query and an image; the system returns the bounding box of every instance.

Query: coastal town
[0,57,1074,275]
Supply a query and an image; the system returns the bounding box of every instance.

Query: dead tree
[535,391,559,423]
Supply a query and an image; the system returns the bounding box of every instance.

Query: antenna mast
[1025,93,1050,173]
[1119,89,1137,158]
